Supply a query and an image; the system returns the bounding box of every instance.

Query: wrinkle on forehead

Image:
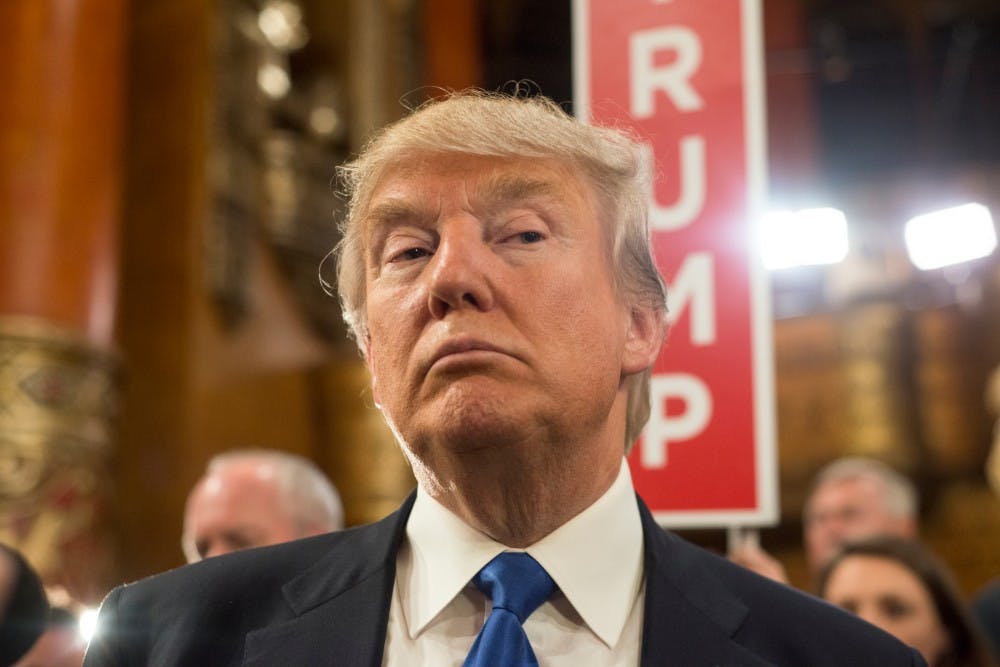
[363,154,592,230]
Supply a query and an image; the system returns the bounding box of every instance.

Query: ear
[622,304,667,375]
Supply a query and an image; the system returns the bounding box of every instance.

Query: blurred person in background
[819,536,996,667]
[804,457,919,573]
[0,543,49,666]
[971,367,1000,657]
[182,449,344,563]
[731,456,919,584]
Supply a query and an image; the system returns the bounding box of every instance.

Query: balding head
[803,457,918,574]
[182,450,343,563]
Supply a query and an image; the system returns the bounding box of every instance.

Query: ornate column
[0,0,124,603]
[0,320,118,603]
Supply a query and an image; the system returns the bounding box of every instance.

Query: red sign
[574,0,777,526]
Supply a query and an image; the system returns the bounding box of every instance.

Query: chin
[441,401,524,451]
[408,386,537,456]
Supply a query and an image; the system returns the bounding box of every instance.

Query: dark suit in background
[973,580,1000,659]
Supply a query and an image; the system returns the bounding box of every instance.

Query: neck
[418,442,623,547]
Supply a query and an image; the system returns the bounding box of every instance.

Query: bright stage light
[904,203,997,270]
[79,607,100,643]
[760,207,849,270]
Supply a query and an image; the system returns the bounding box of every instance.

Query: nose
[426,219,495,319]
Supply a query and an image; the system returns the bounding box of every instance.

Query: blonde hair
[334,90,668,447]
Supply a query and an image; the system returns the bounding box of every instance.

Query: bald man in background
[182,449,344,563]
[731,457,919,584]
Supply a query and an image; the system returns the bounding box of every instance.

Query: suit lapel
[242,492,775,665]
[637,497,774,666]
[242,493,416,667]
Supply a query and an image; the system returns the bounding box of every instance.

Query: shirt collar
[400,458,644,648]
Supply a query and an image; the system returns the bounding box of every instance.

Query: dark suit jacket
[972,578,1000,658]
[84,494,925,666]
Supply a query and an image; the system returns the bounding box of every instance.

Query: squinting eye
[516,231,543,243]
[392,247,431,262]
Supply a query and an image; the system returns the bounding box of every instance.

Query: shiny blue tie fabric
[463,552,556,667]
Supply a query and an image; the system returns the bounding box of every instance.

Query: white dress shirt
[382,458,645,666]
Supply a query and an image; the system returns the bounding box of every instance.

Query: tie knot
[472,553,555,623]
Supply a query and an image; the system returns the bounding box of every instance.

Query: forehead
[189,467,278,512]
[813,476,885,507]
[831,555,926,594]
[361,152,596,223]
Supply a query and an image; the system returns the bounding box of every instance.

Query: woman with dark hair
[818,536,997,667]
[0,544,49,666]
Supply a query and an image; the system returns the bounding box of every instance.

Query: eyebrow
[362,171,569,252]
[478,174,564,212]
[362,199,435,269]
[363,199,435,229]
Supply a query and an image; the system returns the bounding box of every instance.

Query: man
[803,457,918,574]
[731,457,918,583]
[84,91,923,665]
[182,449,344,562]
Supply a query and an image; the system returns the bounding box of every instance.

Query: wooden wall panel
[0,0,124,344]
[113,0,212,581]
[111,0,420,584]
[0,0,125,603]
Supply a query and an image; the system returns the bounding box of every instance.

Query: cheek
[545,271,624,345]
[367,320,420,411]
[919,619,952,664]
[540,297,622,383]
[871,606,940,656]
[365,292,417,369]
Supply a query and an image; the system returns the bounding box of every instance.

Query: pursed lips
[425,337,512,372]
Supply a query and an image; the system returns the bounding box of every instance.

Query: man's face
[361,153,653,487]
[804,476,911,573]
[182,462,299,562]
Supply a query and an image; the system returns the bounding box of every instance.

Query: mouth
[427,337,510,371]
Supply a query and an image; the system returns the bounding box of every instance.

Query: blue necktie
[464,552,556,667]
